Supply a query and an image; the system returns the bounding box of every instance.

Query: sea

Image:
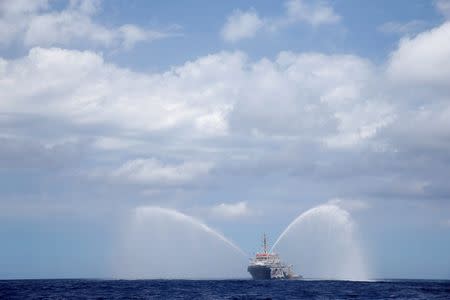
[1,279,449,299]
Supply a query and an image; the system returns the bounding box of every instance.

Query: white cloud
[195,111,229,136]
[23,8,113,47]
[283,0,341,27]
[69,0,101,15]
[270,51,391,146]
[3,21,450,201]
[221,9,264,42]
[387,22,450,85]
[1,47,390,145]
[324,101,395,148]
[435,0,450,18]
[110,158,213,186]
[383,21,450,159]
[0,0,173,49]
[0,47,235,136]
[0,0,49,15]
[221,0,340,42]
[378,20,428,35]
[211,202,251,218]
[0,17,450,242]
[328,198,370,212]
[0,0,47,45]
[119,24,169,50]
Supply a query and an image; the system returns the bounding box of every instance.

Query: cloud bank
[1,13,450,231]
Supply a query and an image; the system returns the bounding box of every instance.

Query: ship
[247,234,301,280]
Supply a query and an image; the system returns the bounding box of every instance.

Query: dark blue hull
[247,265,272,280]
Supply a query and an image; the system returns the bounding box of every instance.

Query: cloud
[108,158,214,186]
[221,9,264,42]
[328,198,370,212]
[0,40,432,205]
[0,0,174,49]
[0,45,396,200]
[118,24,171,50]
[1,47,387,145]
[221,0,340,42]
[378,20,428,35]
[387,22,450,85]
[0,0,49,15]
[283,0,341,27]
[211,202,251,218]
[2,19,450,211]
[0,47,235,137]
[435,0,450,18]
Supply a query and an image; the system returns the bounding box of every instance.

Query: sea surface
[1,279,449,299]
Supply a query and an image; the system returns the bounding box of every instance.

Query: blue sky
[1,0,450,279]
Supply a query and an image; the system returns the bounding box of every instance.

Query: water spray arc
[136,207,247,256]
[270,204,369,280]
[115,204,368,280]
[115,206,247,279]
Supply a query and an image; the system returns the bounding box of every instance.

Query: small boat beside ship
[247,234,301,280]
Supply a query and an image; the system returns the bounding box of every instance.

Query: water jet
[114,206,247,279]
[271,204,369,280]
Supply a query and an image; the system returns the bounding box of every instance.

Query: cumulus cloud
[0,0,48,44]
[382,21,450,159]
[0,45,393,200]
[211,202,251,218]
[0,34,444,205]
[283,0,341,27]
[387,22,450,85]
[221,9,263,42]
[0,47,234,136]
[2,19,450,212]
[221,0,340,42]
[0,0,174,49]
[0,47,388,145]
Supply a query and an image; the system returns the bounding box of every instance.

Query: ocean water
[1,279,449,299]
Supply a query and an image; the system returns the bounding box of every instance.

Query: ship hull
[247,265,272,280]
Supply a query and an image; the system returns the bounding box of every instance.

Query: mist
[113,206,247,279]
[273,204,369,280]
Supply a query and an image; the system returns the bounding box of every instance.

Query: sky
[1,0,450,279]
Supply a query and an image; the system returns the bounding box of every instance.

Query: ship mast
[263,233,268,254]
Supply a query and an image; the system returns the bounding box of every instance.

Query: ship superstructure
[247,234,300,280]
